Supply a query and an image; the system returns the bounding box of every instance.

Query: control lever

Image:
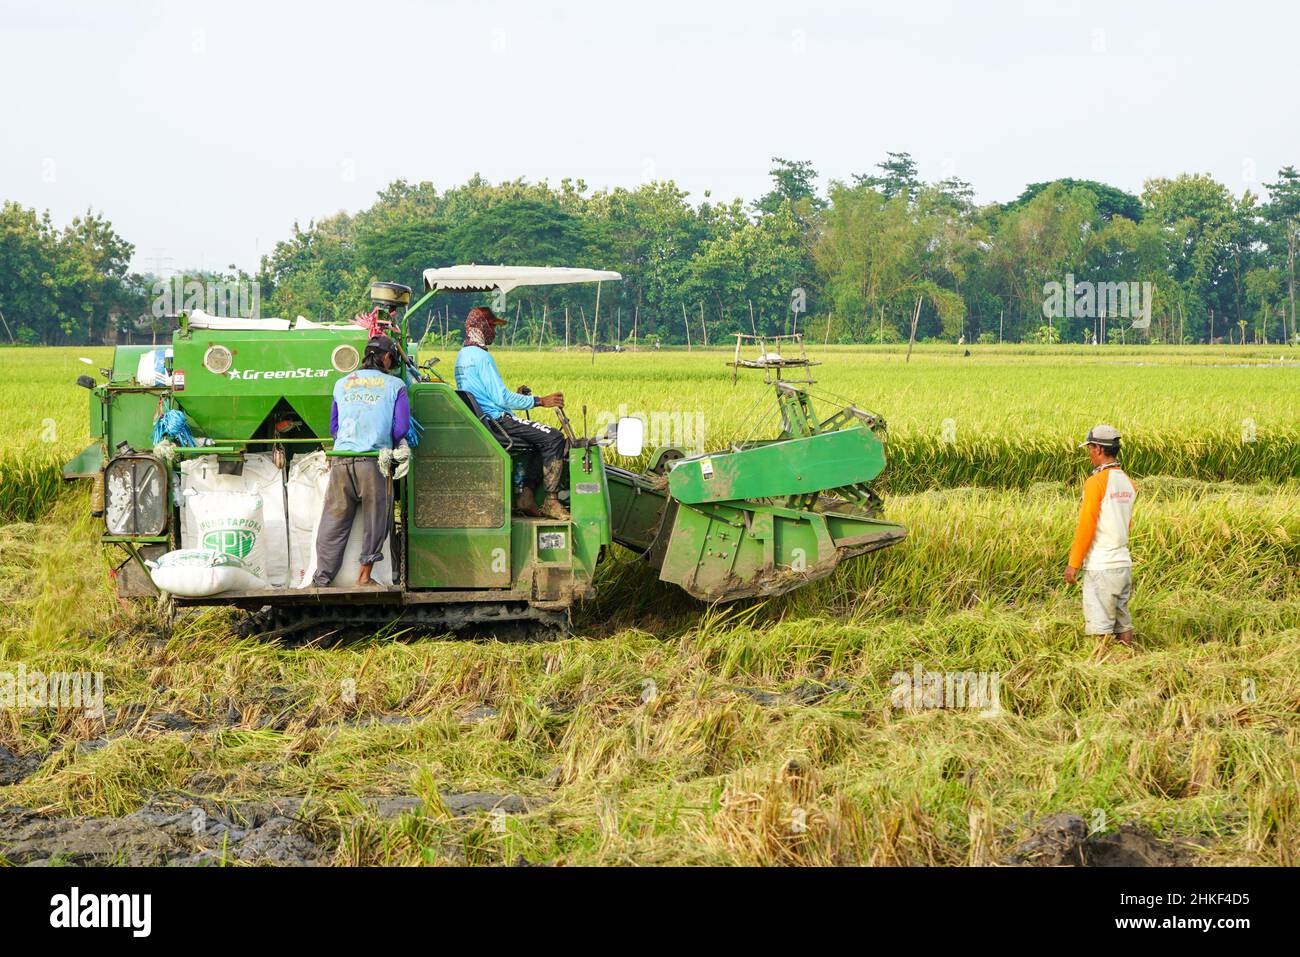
[521,383,580,444]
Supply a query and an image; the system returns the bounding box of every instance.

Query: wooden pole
[565,306,571,350]
[998,307,1003,344]
[632,305,638,349]
[905,295,922,363]
[682,302,692,351]
[699,301,708,346]
[748,299,757,335]
[590,282,602,365]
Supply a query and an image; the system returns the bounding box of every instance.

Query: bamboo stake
[905,295,922,363]
[590,281,601,365]
[682,302,692,351]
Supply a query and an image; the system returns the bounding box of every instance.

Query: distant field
[2,343,1297,519]
[1,342,1297,866]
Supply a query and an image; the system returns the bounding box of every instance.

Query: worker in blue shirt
[454,306,569,520]
[313,334,409,587]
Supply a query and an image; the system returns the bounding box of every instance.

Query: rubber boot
[539,459,570,520]
[514,486,543,517]
[540,495,570,521]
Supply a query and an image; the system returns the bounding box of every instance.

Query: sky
[2,0,1296,275]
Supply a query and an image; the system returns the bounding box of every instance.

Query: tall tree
[1264,166,1300,344]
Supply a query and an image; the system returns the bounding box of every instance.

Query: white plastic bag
[185,489,268,582]
[287,451,330,587]
[180,454,288,586]
[290,451,393,588]
[135,348,173,387]
[147,549,265,597]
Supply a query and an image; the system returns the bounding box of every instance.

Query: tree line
[3,153,1298,346]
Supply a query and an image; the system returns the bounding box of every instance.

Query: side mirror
[76,375,96,390]
[614,416,644,458]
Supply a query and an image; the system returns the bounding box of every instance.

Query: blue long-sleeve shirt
[454,345,535,420]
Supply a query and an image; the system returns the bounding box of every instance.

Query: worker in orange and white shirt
[1065,425,1137,646]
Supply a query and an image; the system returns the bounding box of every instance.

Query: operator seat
[456,390,515,451]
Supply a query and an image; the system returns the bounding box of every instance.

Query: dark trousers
[312,457,391,586]
[493,415,567,493]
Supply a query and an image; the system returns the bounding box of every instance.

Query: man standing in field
[312,334,409,587]
[1065,425,1137,645]
[454,306,569,520]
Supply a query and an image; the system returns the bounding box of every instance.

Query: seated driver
[454,306,569,520]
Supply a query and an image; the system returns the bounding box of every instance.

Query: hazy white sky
[3,0,1295,274]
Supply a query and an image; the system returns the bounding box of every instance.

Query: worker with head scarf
[454,306,569,520]
[313,334,409,587]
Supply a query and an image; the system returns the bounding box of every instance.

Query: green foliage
[0,202,140,346]
[1011,178,1143,223]
[6,155,1300,347]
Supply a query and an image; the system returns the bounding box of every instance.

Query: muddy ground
[1003,813,1202,867]
[0,792,542,866]
[2,697,1200,866]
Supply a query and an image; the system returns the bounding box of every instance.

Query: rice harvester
[63,265,906,636]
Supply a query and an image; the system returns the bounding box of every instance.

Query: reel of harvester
[728,332,820,386]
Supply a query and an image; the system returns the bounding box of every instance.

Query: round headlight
[332,344,360,373]
[203,344,233,374]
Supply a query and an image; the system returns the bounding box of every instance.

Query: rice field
[0,343,1297,866]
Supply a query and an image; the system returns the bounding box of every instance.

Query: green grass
[0,342,1297,865]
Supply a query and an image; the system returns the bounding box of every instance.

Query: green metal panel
[667,425,887,505]
[405,383,511,588]
[62,442,105,479]
[654,498,904,601]
[566,445,611,579]
[171,326,369,439]
[63,385,109,478]
[105,389,166,454]
[110,346,155,382]
[605,467,670,552]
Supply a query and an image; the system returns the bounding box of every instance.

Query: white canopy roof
[187,310,335,331]
[422,264,622,295]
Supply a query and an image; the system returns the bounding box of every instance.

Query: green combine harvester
[64,266,906,637]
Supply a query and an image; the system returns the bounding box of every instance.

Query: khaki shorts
[1082,566,1133,635]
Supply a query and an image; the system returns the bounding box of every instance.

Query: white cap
[1080,424,1121,449]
